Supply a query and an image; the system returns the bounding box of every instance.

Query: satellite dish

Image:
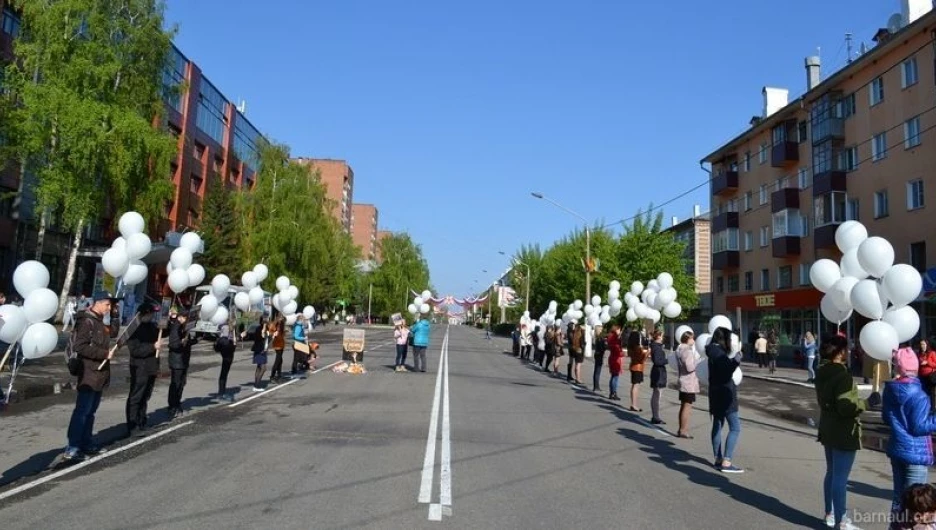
[887,13,903,33]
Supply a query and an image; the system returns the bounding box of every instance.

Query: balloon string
[3,343,22,405]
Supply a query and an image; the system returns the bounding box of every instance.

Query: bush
[493,323,515,337]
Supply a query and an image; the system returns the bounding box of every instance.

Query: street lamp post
[531,192,591,302]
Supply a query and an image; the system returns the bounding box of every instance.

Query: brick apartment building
[293,158,354,233]
[662,205,712,318]
[350,204,379,261]
[701,1,936,345]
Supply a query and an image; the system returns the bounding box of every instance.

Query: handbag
[294,341,310,354]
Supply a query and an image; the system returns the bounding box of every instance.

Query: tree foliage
[199,174,239,278]
[233,141,359,309]
[368,233,430,319]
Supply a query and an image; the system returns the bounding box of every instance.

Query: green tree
[369,233,430,319]
[199,174,239,278]
[2,0,177,320]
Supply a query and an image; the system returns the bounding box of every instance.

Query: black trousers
[218,356,233,396]
[126,364,156,428]
[593,354,605,390]
[271,349,285,379]
[292,347,308,374]
[521,345,532,360]
[168,368,187,410]
[544,351,554,371]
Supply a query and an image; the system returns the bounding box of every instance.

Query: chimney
[902,0,932,25]
[671,216,679,227]
[805,56,821,90]
[693,204,701,217]
[762,87,789,117]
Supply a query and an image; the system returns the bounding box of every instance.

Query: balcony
[712,250,740,270]
[712,171,739,196]
[772,236,801,258]
[813,170,847,196]
[771,141,799,167]
[815,224,839,249]
[771,188,800,213]
[712,211,739,232]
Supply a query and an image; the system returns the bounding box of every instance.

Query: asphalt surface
[0,325,898,529]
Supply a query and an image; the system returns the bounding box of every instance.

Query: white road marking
[440,327,452,509]
[227,377,302,408]
[428,503,443,521]
[418,331,446,504]
[0,421,195,502]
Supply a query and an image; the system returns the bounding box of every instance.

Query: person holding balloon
[269,316,287,383]
[607,323,623,401]
[125,304,161,437]
[707,327,743,473]
[251,316,269,391]
[674,329,697,439]
[411,316,431,373]
[167,310,196,417]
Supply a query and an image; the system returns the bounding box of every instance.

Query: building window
[874,190,889,218]
[744,231,753,251]
[195,78,228,146]
[910,242,926,272]
[743,152,751,172]
[232,114,261,173]
[712,229,739,253]
[726,275,738,293]
[778,266,793,289]
[162,46,187,112]
[760,269,770,291]
[872,132,887,161]
[1,8,21,38]
[776,176,789,191]
[744,271,753,291]
[835,93,856,118]
[744,191,752,211]
[798,121,808,143]
[759,143,768,164]
[902,57,919,88]
[799,263,811,286]
[837,146,858,172]
[870,77,884,106]
[773,209,803,238]
[846,198,860,221]
[904,116,921,149]
[814,191,847,227]
[907,179,925,210]
[759,226,769,247]
[759,184,768,205]
[798,167,810,189]
[190,174,203,194]
[716,277,724,294]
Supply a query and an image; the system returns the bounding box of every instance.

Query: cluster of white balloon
[621,273,682,323]
[101,212,155,288]
[271,275,301,325]
[810,220,924,361]
[677,314,744,385]
[165,232,206,294]
[407,290,433,316]
[233,264,269,314]
[198,275,232,326]
[0,261,60,360]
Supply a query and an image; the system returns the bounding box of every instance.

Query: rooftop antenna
[845,32,854,63]
[887,13,904,34]
[237,98,247,114]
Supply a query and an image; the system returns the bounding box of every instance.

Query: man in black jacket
[125,304,161,437]
[167,311,195,418]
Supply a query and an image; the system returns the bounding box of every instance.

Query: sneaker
[838,522,859,530]
[252,386,264,392]
[82,445,105,457]
[719,464,744,474]
[62,447,86,462]
[824,514,834,528]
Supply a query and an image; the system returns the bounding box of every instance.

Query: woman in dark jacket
[815,335,874,529]
[251,317,268,391]
[167,311,195,419]
[649,329,668,425]
[707,326,742,473]
[214,325,237,402]
[592,325,607,392]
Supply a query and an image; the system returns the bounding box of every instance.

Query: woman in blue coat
[883,344,936,515]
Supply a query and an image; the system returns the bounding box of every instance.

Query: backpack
[64,318,84,377]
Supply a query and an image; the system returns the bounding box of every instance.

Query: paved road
[0,325,897,529]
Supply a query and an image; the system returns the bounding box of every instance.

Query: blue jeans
[823,447,857,526]
[807,356,816,380]
[610,375,619,394]
[711,411,741,462]
[395,344,408,367]
[891,459,929,513]
[67,387,103,451]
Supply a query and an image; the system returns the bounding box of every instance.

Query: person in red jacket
[607,323,623,401]
[917,339,936,411]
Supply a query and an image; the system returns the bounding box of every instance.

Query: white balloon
[708,314,732,334]
[125,233,152,261]
[179,232,202,254]
[810,259,842,293]
[211,306,229,326]
[422,290,432,301]
[573,300,583,310]
[607,289,620,302]
[730,333,742,355]
[234,292,251,312]
[23,288,58,323]
[648,309,661,323]
[591,295,601,307]
[241,271,259,289]
[253,263,269,283]
[548,300,558,311]
[583,304,594,316]
[645,291,658,310]
[199,294,219,317]
[186,264,206,287]
[169,248,193,270]
[283,301,298,316]
[624,293,637,307]
[211,274,231,300]
[883,306,921,343]
[166,262,174,275]
[835,220,868,253]
[101,248,130,278]
[610,299,623,313]
[303,306,315,319]
[20,322,58,359]
[675,325,693,341]
[248,286,264,305]
[850,279,886,320]
[572,310,584,320]
[600,313,611,324]
[657,272,674,290]
[414,296,424,307]
[732,367,743,386]
[111,236,127,252]
[167,269,190,293]
[695,333,711,356]
[625,308,638,322]
[117,211,145,238]
[408,303,418,315]
[830,277,860,312]
[272,293,283,311]
[820,293,853,324]
[882,264,924,308]
[609,280,621,292]
[663,302,682,319]
[123,260,149,286]
[630,281,644,296]
[275,276,291,292]
[860,320,899,361]
[857,237,895,279]
[420,303,430,314]
[647,280,661,292]
[287,285,299,301]
[840,248,869,280]
[285,313,298,326]
[657,287,677,308]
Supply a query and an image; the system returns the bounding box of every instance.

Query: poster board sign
[158,297,173,329]
[391,313,404,327]
[342,328,365,353]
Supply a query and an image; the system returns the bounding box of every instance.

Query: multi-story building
[663,205,712,317]
[375,230,393,263]
[701,1,936,345]
[293,158,354,232]
[350,204,379,261]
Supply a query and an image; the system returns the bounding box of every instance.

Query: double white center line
[418,326,453,521]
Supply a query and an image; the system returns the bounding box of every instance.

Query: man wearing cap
[62,292,119,462]
[125,304,161,437]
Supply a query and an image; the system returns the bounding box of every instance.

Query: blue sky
[166,0,897,298]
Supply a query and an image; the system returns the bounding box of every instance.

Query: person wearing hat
[62,291,120,462]
[883,342,936,518]
[125,303,162,437]
[167,308,196,415]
